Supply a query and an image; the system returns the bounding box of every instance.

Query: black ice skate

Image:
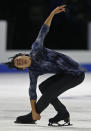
[14,112,36,124]
[48,112,72,127]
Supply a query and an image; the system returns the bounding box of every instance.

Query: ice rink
[0,73,91,131]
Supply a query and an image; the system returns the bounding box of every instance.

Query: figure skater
[4,5,85,126]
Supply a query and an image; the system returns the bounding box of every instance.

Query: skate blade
[61,122,73,126]
[48,122,72,127]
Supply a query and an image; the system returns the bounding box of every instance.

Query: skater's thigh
[41,73,83,100]
[39,73,65,93]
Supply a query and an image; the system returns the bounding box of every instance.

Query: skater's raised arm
[32,5,66,50]
[44,5,66,27]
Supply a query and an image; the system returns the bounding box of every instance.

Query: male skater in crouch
[5,5,85,126]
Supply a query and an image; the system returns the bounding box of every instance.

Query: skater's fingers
[59,5,66,8]
[55,8,66,14]
[60,8,66,12]
[58,5,66,10]
[38,115,41,120]
[56,5,66,12]
[32,113,41,120]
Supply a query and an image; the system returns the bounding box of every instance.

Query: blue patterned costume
[29,24,85,100]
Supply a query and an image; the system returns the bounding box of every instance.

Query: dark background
[0,0,91,50]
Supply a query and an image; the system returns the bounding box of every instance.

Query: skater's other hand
[32,112,41,120]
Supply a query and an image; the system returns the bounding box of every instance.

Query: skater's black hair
[3,53,30,71]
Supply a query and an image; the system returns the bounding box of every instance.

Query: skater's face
[14,55,31,70]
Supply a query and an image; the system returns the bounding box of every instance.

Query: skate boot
[48,112,71,126]
[15,112,36,124]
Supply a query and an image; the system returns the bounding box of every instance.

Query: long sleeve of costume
[32,24,50,50]
[29,71,38,100]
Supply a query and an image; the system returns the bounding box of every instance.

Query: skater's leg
[36,72,85,114]
[15,72,85,123]
[51,98,68,113]
[39,74,68,113]
[37,72,85,125]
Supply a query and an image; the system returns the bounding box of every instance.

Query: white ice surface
[0,73,91,131]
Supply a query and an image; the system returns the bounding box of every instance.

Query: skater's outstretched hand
[51,5,66,15]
